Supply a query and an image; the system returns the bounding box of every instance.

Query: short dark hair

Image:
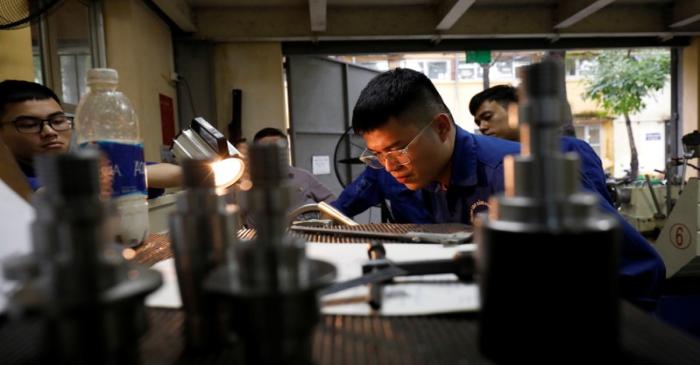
[352,68,452,134]
[468,85,518,116]
[0,80,61,119]
[469,84,576,136]
[253,127,286,143]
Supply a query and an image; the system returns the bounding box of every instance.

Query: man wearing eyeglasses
[333,68,664,311]
[0,80,182,194]
[0,80,72,191]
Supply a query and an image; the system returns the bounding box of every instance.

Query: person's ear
[434,113,452,142]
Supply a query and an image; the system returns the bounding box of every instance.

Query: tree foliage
[583,50,670,117]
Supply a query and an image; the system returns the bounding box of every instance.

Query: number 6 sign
[670,224,691,250]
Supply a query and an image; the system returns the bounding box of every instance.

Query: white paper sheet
[308,243,479,316]
[146,243,480,316]
[145,258,182,308]
[0,180,35,313]
[312,155,331,175]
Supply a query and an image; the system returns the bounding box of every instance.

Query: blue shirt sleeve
[331,168,433,223]
[561,137,614,205]
[597,198,666,310]
[566,143,664,309]
[331,168,385,217]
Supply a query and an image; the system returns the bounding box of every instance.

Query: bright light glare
[211,158,245,188]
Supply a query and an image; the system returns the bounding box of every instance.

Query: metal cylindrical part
[367,242,386,310]
[510,156,535,198]
[170,159,238,351]
[477,59,621,362]
[560,153,580,196]
[237,141,309,292]
[204,142,336,365]
[247,141,294,243]
[33,152,105,303]
[7,152,162,365]
[35,149,102,198]
[249,140,289,187]
[478,219,620,362]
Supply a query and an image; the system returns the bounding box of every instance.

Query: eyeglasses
[359,122,433,169]
[1,114,74,134]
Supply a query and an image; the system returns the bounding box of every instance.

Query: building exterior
[335,50,671,178]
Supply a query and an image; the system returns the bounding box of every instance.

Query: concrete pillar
[213,43,287,141]
[682,37,700,135]
[103,0,178,161]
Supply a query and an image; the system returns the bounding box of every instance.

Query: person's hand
[145,163,183,189]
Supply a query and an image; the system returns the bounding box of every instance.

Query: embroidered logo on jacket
[469,199,490,224]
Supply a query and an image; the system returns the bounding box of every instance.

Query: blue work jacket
[331,126,665,309]
[332,166,433,223]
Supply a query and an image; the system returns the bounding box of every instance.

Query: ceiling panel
[179,0,699,42]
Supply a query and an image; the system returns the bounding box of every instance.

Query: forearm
[146,163,183,188]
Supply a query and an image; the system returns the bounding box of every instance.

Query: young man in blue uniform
[0,80,182,194]
[335,68,664,310]
[469,84,613,205]
[0,80,72,191]
[332,166,432,223]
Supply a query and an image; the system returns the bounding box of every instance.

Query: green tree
[583,50,670,179]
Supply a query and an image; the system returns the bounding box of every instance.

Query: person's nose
[384,158,402,172]
[39,121,58,138]
[479,121,490,134]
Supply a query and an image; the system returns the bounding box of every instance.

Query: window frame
[32,0,106,112]
[575,123,603,156]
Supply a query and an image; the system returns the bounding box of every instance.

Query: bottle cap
[87,68,119,85]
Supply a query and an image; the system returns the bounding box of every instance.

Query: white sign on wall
[646,132,662,141]
[312,155,331,175]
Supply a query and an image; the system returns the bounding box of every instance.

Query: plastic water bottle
[75,68,148,246]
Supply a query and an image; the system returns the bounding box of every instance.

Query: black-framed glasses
[1,114,74,134]
[359,121,433,169]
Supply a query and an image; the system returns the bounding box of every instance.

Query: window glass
[55,0,91,104]
[31,22,43,84]
[427,61,449,80]
[29,0,94,105]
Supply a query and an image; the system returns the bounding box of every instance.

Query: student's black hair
[469,83,577,136]
[0,80,61,119]
[351,68,453,134]
[468,84,518,116]
[253,127,287,143]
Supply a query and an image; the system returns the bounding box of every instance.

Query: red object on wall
[159,94,175,146]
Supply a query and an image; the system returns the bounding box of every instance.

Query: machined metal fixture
[206,140,336,365]
[3,150,162,365]
[169,158,240,352]
[477,58,621,362]
[288,201,359,226]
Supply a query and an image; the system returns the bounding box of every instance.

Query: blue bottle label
[80,140,147,197]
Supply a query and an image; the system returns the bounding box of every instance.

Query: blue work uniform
[17,160,42,191]
[332,167,433,223]
[333,125,665,309]
[560,136,614,206]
